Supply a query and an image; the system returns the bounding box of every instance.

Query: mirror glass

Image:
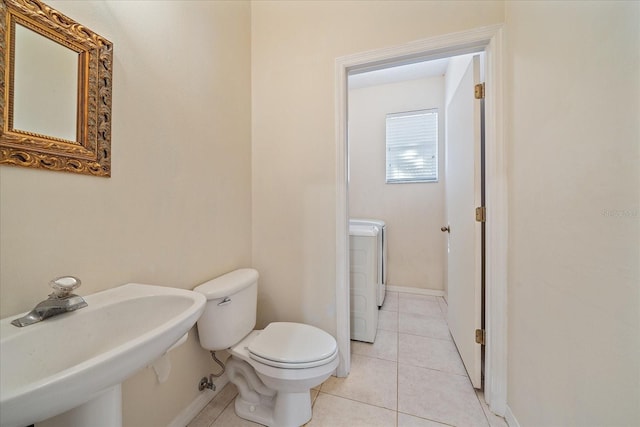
[13,23,79,142]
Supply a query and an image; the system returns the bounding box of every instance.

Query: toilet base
[226,355,317,427]
[234,390,311,427]
[273,391,312,427]
[234,393,274,426]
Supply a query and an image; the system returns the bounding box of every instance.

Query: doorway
[334,24,507,416]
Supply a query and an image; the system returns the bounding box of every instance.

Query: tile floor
[188,291,507,427]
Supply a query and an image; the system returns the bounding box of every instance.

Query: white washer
[348,225,379,343]
[350,218,387,306]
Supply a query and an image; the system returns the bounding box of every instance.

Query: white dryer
[349,218,387,306]
[348,224,379,343]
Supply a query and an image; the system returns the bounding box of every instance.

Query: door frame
[334,24,508,415]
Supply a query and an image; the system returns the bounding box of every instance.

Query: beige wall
[505,1,639,426]
[251,0,504,335]
[349,77,446,290]
[0,1,252,426]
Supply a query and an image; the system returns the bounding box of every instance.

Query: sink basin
[0,283,206,427]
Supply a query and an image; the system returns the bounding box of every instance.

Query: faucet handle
[49,276,82,298]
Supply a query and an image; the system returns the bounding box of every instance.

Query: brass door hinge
[475,206,486,222]
[475,329,486,345]
[474,83,485,99]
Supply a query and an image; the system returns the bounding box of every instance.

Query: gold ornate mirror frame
[0,0,113,177]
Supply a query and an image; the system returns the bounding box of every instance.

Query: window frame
[385,108,439,184]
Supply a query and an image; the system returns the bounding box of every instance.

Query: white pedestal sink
[38,385,122,427]
[0,284,206,427]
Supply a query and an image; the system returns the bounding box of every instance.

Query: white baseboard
[168,373,229,427]
[504,405,521,427]
[387,285,445,297]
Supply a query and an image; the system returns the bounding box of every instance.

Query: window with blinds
[385,109,438,183]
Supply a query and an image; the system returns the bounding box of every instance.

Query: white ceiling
[348,57,450,90]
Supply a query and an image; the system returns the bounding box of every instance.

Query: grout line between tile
[210,387,238,427]
[316,390,397,414]
[397,330,454,343]
[397,359,472,383]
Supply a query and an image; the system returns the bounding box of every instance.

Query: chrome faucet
[11,276,87,327]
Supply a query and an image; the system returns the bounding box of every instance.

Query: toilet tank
[193,268,258,351]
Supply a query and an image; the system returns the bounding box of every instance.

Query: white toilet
[194,268,339,427]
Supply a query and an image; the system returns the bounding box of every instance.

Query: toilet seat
[249,350,337,369]
[247,322,338,369]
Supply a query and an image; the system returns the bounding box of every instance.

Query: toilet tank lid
[194,268,258,300]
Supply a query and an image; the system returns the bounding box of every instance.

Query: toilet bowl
[193,269,339,427]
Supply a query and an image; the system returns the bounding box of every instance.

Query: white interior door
[445,55,483,389]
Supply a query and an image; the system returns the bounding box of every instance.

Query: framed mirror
[1,0,113,177]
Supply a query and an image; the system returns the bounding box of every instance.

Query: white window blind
[385,109,438,183]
